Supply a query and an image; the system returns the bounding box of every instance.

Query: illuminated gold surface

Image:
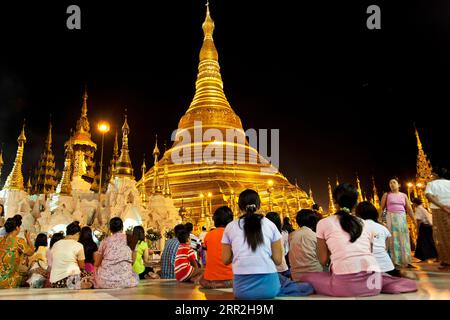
[64,88,97,185]
[327,178,335,214]
[4,123,26,191]
[138,3,312,225]
[114,115,134,178]
[56,137,73,195]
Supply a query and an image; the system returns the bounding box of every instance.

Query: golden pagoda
[114,114,134,179]
[3,122,27,191]
[65,88,97,185]
[138,2,312,223]
[327,178,336,215]
[33,121,57,194]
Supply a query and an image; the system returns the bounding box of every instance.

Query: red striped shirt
[174,243,196,281]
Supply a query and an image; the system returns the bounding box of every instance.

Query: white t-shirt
[222,216,281,275]
[364,219,395,273]
[276,230,289,273]
[50,239,85,283]
[415,206,433,225]
[425,179,450,209]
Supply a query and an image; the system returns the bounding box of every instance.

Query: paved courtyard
[0,262,448,300]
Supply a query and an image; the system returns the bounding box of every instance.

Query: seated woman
[199,206,234,289]
[45,232,65,288]
[0,218,34,288]
[130,226,154,280]
[26,233,49,288]
[94,217,139,289]
[289,209,324,281]
[222,189,313,299]
[355,201,396,275]
[79,226,98,274]
[299,183,417,297]
[50,221,92,289]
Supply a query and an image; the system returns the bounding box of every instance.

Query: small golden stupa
[138,2,312,224]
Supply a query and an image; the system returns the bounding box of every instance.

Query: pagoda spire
[328,178,336,214]
[115,112,134,178]
[140,155,147,204]
[178,0,243,133]
[56,135,73,195]
[336,175,340,186]
[152,135,162,194]
[76,86,91,135]
[309,185,315,204]
[26,171,33,194]
[356,174,363,203]
[372,176,380,210]
[34,119,57,194]
[4,121,26,191]
[162,154,172,197]
[414,125,433,184]
[0,146,4,181]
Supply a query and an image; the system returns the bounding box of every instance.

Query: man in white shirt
[425,167,450,269]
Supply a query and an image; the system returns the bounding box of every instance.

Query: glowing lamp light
[207,192,212,197]
[416,183,423,188]
[97,121,110,133]
[267,179,274,187]
[200,193,204,198]
[407,182,413,188]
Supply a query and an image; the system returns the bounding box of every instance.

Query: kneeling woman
[299,183,417,297]
[222,189,313,299]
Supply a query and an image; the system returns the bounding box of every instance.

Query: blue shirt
[160,238,180,279]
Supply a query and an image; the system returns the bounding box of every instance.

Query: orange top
[203,228,233,281]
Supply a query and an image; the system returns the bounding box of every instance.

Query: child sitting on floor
[174,228,203,283]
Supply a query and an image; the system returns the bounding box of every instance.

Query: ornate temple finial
[371,176,380,209]
[0,145,4,179]
[309,185,315,204]
[356,173,363,203]
[200,0,218,61]
[4,122,27,190]
[46,120,52,151]
[114,112,134,178]
[140,154,147,204]
[26,170,33,194]
[153,134,160,162]
[56,133,73,195]
[152,135,162,194]
[328,178,336,214]
[336,175,340,186]
[82,85,88,117]
[162,154,172,197]
[113,130,119,158]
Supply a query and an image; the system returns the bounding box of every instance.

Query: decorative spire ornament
[4,121,27,191]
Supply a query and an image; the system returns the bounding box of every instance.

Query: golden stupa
[138,2,312,224]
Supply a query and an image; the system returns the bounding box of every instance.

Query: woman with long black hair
[299,183,417,297]
[221,189,313,299]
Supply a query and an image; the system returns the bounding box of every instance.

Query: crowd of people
[0,166,449,299]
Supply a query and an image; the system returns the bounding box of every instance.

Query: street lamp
[97,121,110,196]
[267,179,274,211]
[406,182,413,201]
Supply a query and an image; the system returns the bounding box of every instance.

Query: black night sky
[0,0,449,207]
